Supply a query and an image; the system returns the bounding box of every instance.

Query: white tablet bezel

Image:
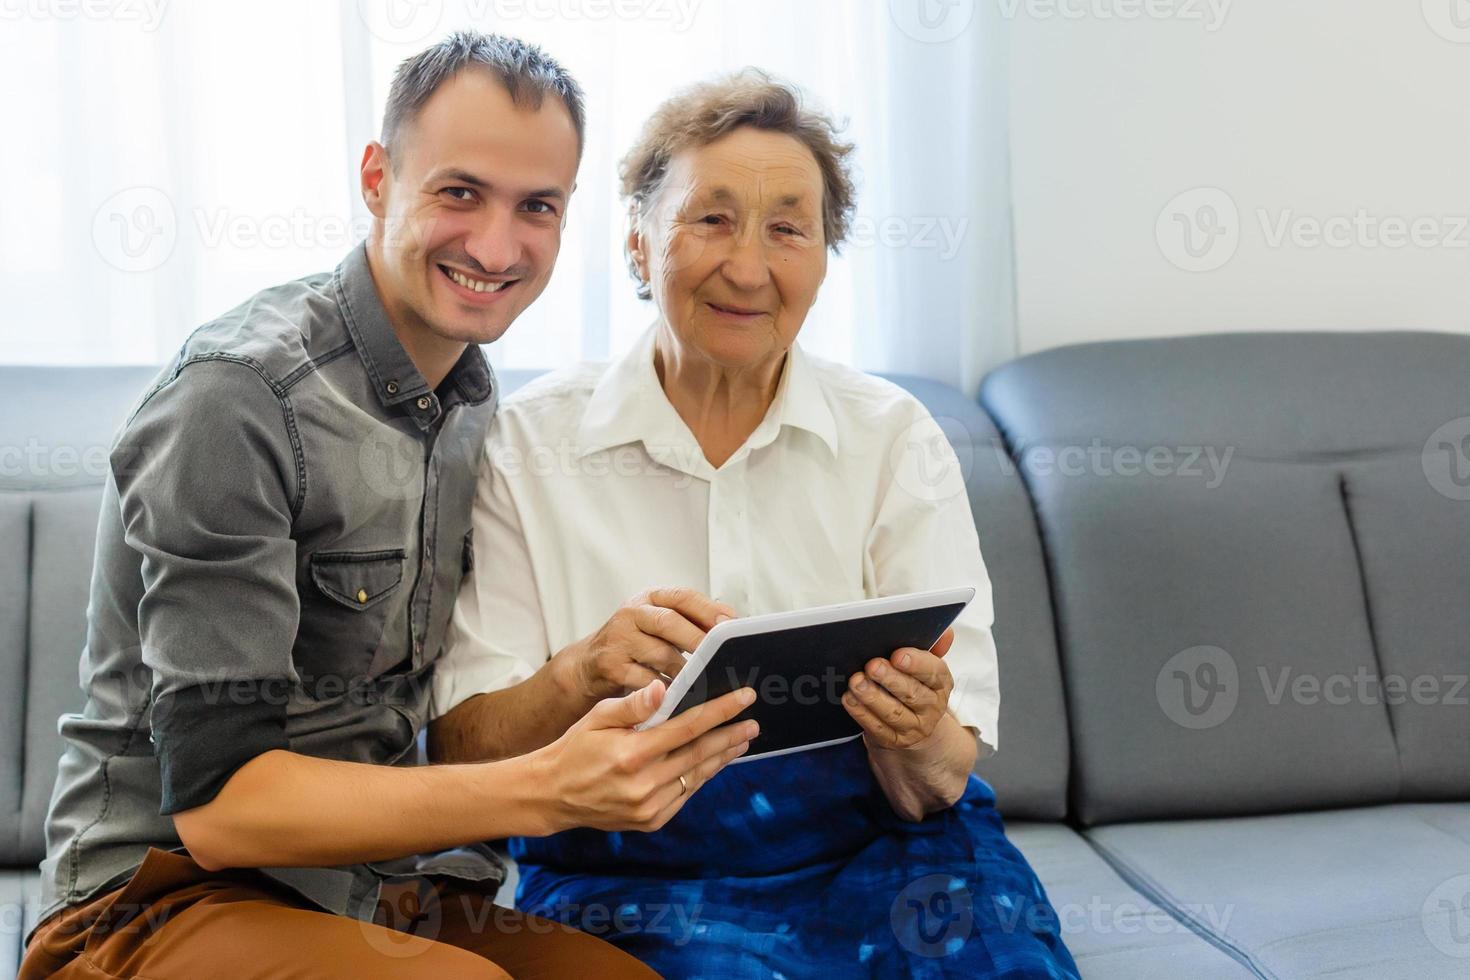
[634,586,977,762]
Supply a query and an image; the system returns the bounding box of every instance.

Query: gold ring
[678,774,689,794]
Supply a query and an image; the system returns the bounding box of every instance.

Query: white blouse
[429,327,1001,755]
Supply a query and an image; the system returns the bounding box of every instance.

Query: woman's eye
[700,214,725,226]
[774,224,800,236]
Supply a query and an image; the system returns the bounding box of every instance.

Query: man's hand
[842,627,955,750]
[552,587,736,702]
[532,680,758,834]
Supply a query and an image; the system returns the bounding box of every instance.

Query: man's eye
[523,200,556,215]
[442,187,475,202]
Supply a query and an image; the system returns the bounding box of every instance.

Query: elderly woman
[428,72,1079,978]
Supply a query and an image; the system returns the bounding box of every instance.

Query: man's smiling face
[362,67,580,346]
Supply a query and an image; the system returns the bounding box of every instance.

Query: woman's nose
[720,232,773,291]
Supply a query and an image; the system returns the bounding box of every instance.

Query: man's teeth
[447,268,509,293]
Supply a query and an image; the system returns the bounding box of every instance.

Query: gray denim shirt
[36,244,504,936]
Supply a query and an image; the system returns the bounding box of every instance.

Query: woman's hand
[552,587,736,704]
[842,628,957,749]
[841,628,978,820]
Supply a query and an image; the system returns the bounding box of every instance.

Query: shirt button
[417,396,431,410]
[356,588,368,604]
[386,381,399,394]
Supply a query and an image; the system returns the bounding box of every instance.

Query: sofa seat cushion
[1006,822,1256,978]
[1085,803,1470,979]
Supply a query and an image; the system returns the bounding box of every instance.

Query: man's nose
[463,206,523,275]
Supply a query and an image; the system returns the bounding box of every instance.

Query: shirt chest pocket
[295,549,406,698]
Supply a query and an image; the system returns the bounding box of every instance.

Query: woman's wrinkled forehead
[658,129,825,217]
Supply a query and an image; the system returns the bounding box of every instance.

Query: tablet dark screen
[668,601,968,758]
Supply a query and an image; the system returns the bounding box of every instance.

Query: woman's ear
[625,205,649,284]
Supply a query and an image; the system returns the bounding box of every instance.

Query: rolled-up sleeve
[865,405,1001,759]
[429,426,549,722]
[114,358,301,815]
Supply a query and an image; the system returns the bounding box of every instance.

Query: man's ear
[360,141,390,219]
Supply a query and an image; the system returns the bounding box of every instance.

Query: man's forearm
[173,748,557,872]
[427,648,593,764]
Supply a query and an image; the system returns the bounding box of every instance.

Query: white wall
[1005,0,1470,354]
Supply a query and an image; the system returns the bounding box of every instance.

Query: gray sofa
[3,332,1467,978]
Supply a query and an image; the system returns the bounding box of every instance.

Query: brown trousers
[21,848,660,979]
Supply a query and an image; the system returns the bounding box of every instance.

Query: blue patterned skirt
[508,739,1080,978]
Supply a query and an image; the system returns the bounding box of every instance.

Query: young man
[22,32,756,979]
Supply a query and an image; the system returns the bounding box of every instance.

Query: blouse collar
[576,325,839,474]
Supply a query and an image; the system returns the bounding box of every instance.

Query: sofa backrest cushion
[981,332,1470,825]
[0,366,158,865]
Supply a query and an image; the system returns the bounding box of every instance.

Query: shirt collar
[770,337,840,456]
[333,244,495,426]
[576,326,839,465]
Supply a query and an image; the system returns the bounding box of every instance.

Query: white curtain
[0,0,1014,395]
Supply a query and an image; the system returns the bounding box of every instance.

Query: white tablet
[635,586,976,763]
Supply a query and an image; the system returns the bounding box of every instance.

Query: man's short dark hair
[381,31,586,160]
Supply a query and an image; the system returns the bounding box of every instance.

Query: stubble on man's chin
[426,313,516,348]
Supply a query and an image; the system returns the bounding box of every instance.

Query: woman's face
[630,127,828,371]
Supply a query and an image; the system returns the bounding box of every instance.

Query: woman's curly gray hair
[618,69,858,300]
